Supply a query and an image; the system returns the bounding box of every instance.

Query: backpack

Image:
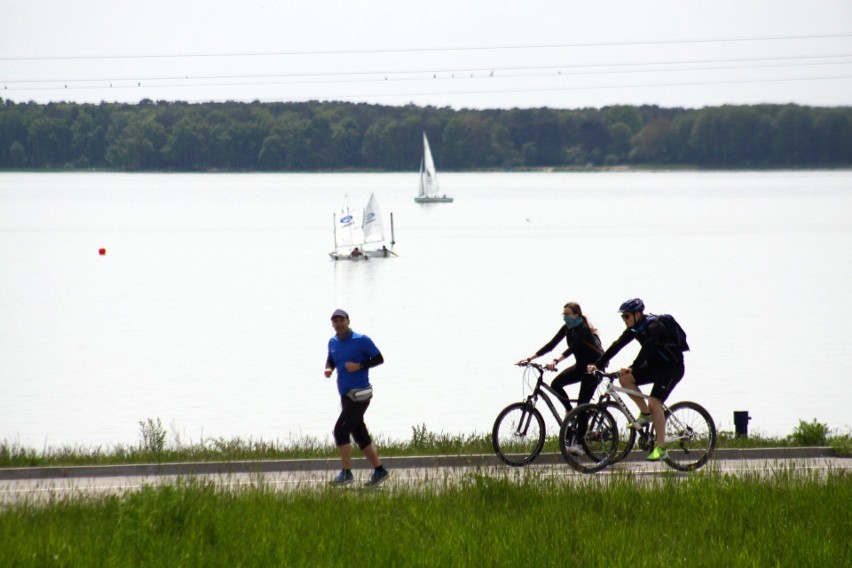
[648,314,690,352]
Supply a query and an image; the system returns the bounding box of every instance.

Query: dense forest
[0,98,850,171]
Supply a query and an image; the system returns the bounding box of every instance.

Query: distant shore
[2,165,850,174]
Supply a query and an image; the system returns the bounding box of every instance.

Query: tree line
[0,98,850,171]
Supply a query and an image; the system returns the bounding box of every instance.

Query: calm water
[1,171,850,448]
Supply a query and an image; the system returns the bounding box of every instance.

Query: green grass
[1,467,848,567]
[1,419,849,468]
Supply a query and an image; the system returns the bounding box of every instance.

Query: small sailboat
[415,132,453,203]
[329,193,396,261]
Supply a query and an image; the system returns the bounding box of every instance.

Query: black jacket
[535,320,604,365]
[596,315,683,373]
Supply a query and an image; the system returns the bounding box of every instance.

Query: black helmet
[618,298,645,313]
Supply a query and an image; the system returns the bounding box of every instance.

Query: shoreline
[0,447,841,480]
[1,166,851,174]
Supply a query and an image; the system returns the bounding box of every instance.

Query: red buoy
[99,248,106,256]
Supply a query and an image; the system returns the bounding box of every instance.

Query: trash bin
[733,411,751,438]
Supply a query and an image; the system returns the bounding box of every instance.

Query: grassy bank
[1,467,848,566]
[2,419,849,468]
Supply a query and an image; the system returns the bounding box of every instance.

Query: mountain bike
[560,370,716,473]
[492,362,635,468]
[491,362,573,466]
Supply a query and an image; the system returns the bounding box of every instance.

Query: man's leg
[648,396,666,448]
[619,370,650,415]
[648,370,682,450]
[338,443,353,470]
[361,443,382,468]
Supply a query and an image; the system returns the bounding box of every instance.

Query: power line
[1,33,850,62]
[3,71,849,101]
[4,53,851,86]
[6,55,852,91]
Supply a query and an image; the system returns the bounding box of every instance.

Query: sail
[362,193,385,246]
[334,195,364,249]
[419,132,439,198]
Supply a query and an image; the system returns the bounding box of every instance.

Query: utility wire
[4,72,850,97]
[3,53,851,86]
[1,33,850,62]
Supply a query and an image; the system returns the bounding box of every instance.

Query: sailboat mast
[390,212,395,246]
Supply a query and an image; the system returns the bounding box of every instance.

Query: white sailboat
[415,132,453,203]
[329,193,396,260]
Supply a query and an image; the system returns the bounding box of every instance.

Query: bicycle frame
[595,372,700,449]
[521,364,574,427]
[596,373,669,422]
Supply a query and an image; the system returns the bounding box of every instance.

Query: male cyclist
[587,298,685,461]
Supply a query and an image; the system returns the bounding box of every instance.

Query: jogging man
[324,309,390,486]
[587,298,685,461]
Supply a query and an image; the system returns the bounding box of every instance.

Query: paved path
[1,448,847,505]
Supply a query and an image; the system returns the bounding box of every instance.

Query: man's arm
[595,328,633,369]
[360,352,384,369]
[324,352,335,377]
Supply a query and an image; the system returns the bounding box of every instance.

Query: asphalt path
[1,448,847,505]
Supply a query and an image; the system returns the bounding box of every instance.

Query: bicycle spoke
[560,404,618,474]
[492,403,546,467]
[662,402,716,471]
[602,401,636,463]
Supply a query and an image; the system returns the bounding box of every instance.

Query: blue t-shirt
[327,331,381,396]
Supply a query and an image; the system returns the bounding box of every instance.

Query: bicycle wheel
[492,402,546,467]
[559,403,619,474]
[601,401,637,464]
[662,401,717,472]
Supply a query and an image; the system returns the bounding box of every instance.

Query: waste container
[733,411,751,438]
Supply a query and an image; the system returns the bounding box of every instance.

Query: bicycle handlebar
[515,361,554,372]
[591,369,620,380]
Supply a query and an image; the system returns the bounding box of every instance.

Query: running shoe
[365,467,390,487]
[646,446,668,461]
[630,413,652,430]
[329,470,355,486]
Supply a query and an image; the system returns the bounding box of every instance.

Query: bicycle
[491,362,574,466]
[560,370,716,473]
[492,362,635,469]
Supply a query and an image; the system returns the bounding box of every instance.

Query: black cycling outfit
[535,320,604,412]
[595,315,684,402]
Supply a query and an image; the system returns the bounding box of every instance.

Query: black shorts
[632,362,684,403]
[333,396,372,448]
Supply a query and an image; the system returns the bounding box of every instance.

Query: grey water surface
[1,170,850,448]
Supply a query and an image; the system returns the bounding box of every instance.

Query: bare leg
[648,397,666,447]
[619,371,650,414]
[361,443,382,468]
[339,443,353,470]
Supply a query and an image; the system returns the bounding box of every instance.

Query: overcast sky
[2,0,851,110]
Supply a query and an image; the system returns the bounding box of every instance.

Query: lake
[1,170,850,449]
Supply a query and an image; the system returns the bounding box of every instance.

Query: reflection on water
[1,171,850,447]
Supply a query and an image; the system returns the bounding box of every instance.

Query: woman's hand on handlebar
[516,355,538,366]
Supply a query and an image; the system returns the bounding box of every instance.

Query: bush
[138,418,167,454]
[788,419,829,446]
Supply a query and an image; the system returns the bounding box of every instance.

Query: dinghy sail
[329,193,396,260]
